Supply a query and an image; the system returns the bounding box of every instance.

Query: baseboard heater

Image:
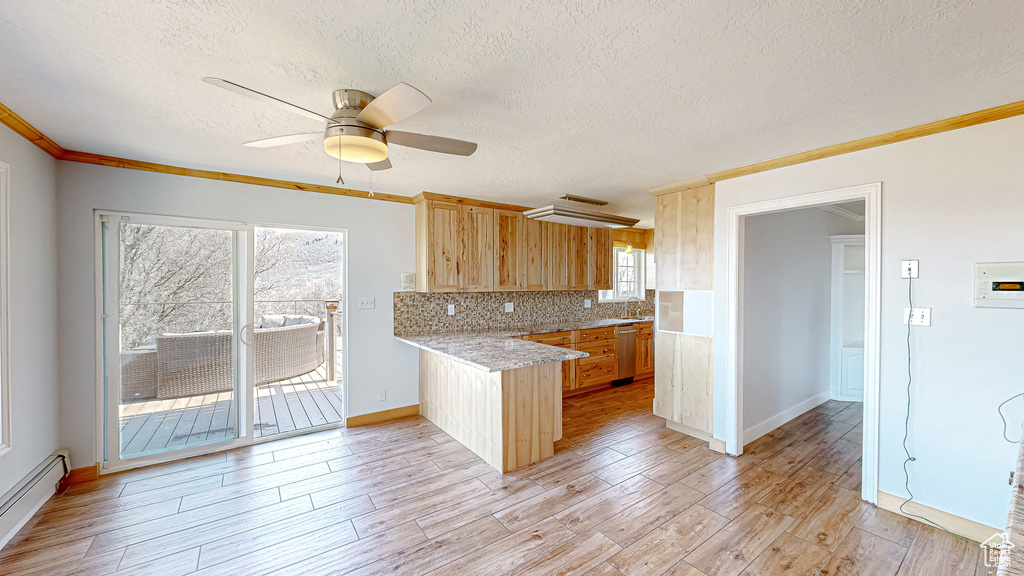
[0,450,69,550]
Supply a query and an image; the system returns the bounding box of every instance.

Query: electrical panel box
[975,262,1024,309]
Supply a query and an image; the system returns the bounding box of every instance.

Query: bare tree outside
[118,224,343,352]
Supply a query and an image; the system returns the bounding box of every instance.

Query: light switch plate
[447,304,455,316]
[584,299,592,308]
[901,260,919,279]
[357,297,375,310]
[504,302,514,313]
[903,307,932,326]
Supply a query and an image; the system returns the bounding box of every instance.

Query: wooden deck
[118,363,343,459]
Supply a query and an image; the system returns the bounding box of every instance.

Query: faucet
[623,297,641,318]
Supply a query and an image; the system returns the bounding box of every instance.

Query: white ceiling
[2,1,1022,227]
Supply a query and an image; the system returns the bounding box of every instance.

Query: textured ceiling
[2,1,1023,227]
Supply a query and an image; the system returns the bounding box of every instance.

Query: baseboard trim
[58,463,99,492]
[743,391,831,445]
[708,438,726,454]
[665,419,712,442]
[876,491,1000,544]
[346,404,420,428]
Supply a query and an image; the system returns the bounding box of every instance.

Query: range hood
[523,195,639,229]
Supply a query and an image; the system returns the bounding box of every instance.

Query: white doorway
[725,182,881,503]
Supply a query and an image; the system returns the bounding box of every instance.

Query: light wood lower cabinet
[636,322,654,377]
[524,324,656,396]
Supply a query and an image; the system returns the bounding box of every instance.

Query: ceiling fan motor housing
[323,89,389,163]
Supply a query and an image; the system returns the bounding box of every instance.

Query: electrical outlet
[903,307,932,326]
[584,299,592,308]
[357,297,375,310]
[901,260,919,279]
[377,390,386,402]
[505,302,514,313]
[447,304,455,316]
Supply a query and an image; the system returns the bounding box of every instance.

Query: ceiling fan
[202,77,477,173]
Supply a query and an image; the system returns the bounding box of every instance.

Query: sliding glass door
[101,214,251,467]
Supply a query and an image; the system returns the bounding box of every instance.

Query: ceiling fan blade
[366,158,392,171]
[385,131,477,156]
[202,77,332,123]
[243,133,322,148]
[355,83,431,129]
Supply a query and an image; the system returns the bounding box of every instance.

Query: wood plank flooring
[2,380,985,576]
[117,363,343,459]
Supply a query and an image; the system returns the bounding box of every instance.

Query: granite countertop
[395,317,654,373]
[396,333,589,372]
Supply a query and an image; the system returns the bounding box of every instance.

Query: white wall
[56,162,418,469]
[0,126,59,496]
[713,114,1024,530]
[742,207,864,443]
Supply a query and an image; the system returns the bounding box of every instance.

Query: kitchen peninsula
[396,333,585,473]
[396,317,654,472]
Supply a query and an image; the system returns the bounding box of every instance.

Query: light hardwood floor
[1,379,990,576]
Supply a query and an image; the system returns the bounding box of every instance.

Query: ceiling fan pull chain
[336,135,344,185]
[369,170,375,197]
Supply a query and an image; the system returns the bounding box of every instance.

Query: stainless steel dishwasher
[616,324,636,380]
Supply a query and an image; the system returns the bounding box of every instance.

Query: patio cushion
[260,314,286,328]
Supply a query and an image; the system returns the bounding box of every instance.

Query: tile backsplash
[394,290,655,336]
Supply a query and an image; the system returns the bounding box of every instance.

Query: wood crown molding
[414,191,532,213]
[60,149,413,204]
[0,99,413,204]
[345,404,420,427]
[0,101,64,159]
[651,97,1024,193]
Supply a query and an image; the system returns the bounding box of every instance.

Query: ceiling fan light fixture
[323,125,389,163]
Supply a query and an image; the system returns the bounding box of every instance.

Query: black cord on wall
[899,275,968,542]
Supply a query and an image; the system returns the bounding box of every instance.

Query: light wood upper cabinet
[493,210,525,291]
[524,218,548,291]
[548,222,571,291]
[569,226,589,290]
[415,193,615,294]
[655,184,714,291]
[459,205,494,292]
[588,227,612,290]
[418,200,460,292]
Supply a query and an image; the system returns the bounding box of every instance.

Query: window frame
[0,161,10,459]
[599,246,645,303]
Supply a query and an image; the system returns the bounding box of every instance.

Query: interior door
[101,213,251,468]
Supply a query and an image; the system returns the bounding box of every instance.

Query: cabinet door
[493,209,525,291]
[524,219,548,291]
[636,334,655,377]
[548,222,570,291]
[588,227,612,290]
[569,226,590,290]
[425,201,460,292]
[459,205,494,292]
